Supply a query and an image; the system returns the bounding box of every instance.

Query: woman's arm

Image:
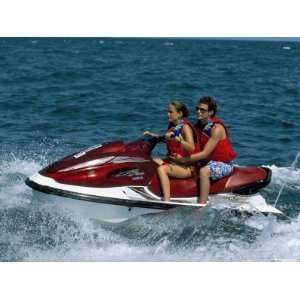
[143,131,160,138]
[176,124,195,152]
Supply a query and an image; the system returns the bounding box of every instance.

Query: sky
[1,1,300,37]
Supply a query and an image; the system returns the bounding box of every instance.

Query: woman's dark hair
[170,100,189,118]
[198,96,218,117]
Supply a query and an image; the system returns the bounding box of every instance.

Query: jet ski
[26,136,283,222]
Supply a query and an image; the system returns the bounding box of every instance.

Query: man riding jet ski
[170,96,237,204]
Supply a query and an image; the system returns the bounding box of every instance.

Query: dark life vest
[195,116,237,163]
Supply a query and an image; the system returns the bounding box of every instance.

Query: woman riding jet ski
[25,125,282,222]
[144,100,198,202]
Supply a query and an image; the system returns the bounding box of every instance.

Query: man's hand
[169,154,191,165]
[164,132,174,140]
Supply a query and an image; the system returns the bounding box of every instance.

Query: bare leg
[157,164,193,201]
[199,166,211,204]
[157,164,171,201]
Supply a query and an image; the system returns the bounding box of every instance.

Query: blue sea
[0,38,300,261]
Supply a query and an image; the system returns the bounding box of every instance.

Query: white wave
[177,215,300,261]
[230,215,300,261]
[265,164,300,190]
[0,157,42,177]
[0,157,42,208]
[14,209,300,262]
[3,159,300,262]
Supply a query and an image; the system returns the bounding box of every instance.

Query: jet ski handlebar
[131,135,165,154]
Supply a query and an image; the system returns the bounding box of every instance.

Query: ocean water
[0,38,300,261]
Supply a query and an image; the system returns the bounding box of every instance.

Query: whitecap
[265,164,300,190]
[0,157,42,208]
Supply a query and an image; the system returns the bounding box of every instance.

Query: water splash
[274,152,300,207]
[0,156,42,209]
[1,151,300,261]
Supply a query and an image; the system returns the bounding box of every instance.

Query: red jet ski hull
[35,138,271,198]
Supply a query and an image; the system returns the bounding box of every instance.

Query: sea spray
[274,151,300,208]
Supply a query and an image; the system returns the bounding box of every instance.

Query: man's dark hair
[198,96,218,117]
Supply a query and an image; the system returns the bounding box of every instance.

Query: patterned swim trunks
[207,161,234,181]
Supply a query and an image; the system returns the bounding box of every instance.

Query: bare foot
[198,200,207,205]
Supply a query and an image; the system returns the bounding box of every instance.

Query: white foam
[265,164,300,190]
[3,159,300,261]
[245,215,300,261]
[0,157,42,208]
[1,157,42,177]
[18,211,300,262]
[164,42,174,46]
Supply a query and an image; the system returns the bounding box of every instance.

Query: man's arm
[170,124,225,164]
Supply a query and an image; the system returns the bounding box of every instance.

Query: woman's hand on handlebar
[143,131,156,137]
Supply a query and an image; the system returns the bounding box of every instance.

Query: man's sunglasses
[195,106,209,113]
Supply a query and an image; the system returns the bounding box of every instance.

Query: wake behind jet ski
[26,136,283,222]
